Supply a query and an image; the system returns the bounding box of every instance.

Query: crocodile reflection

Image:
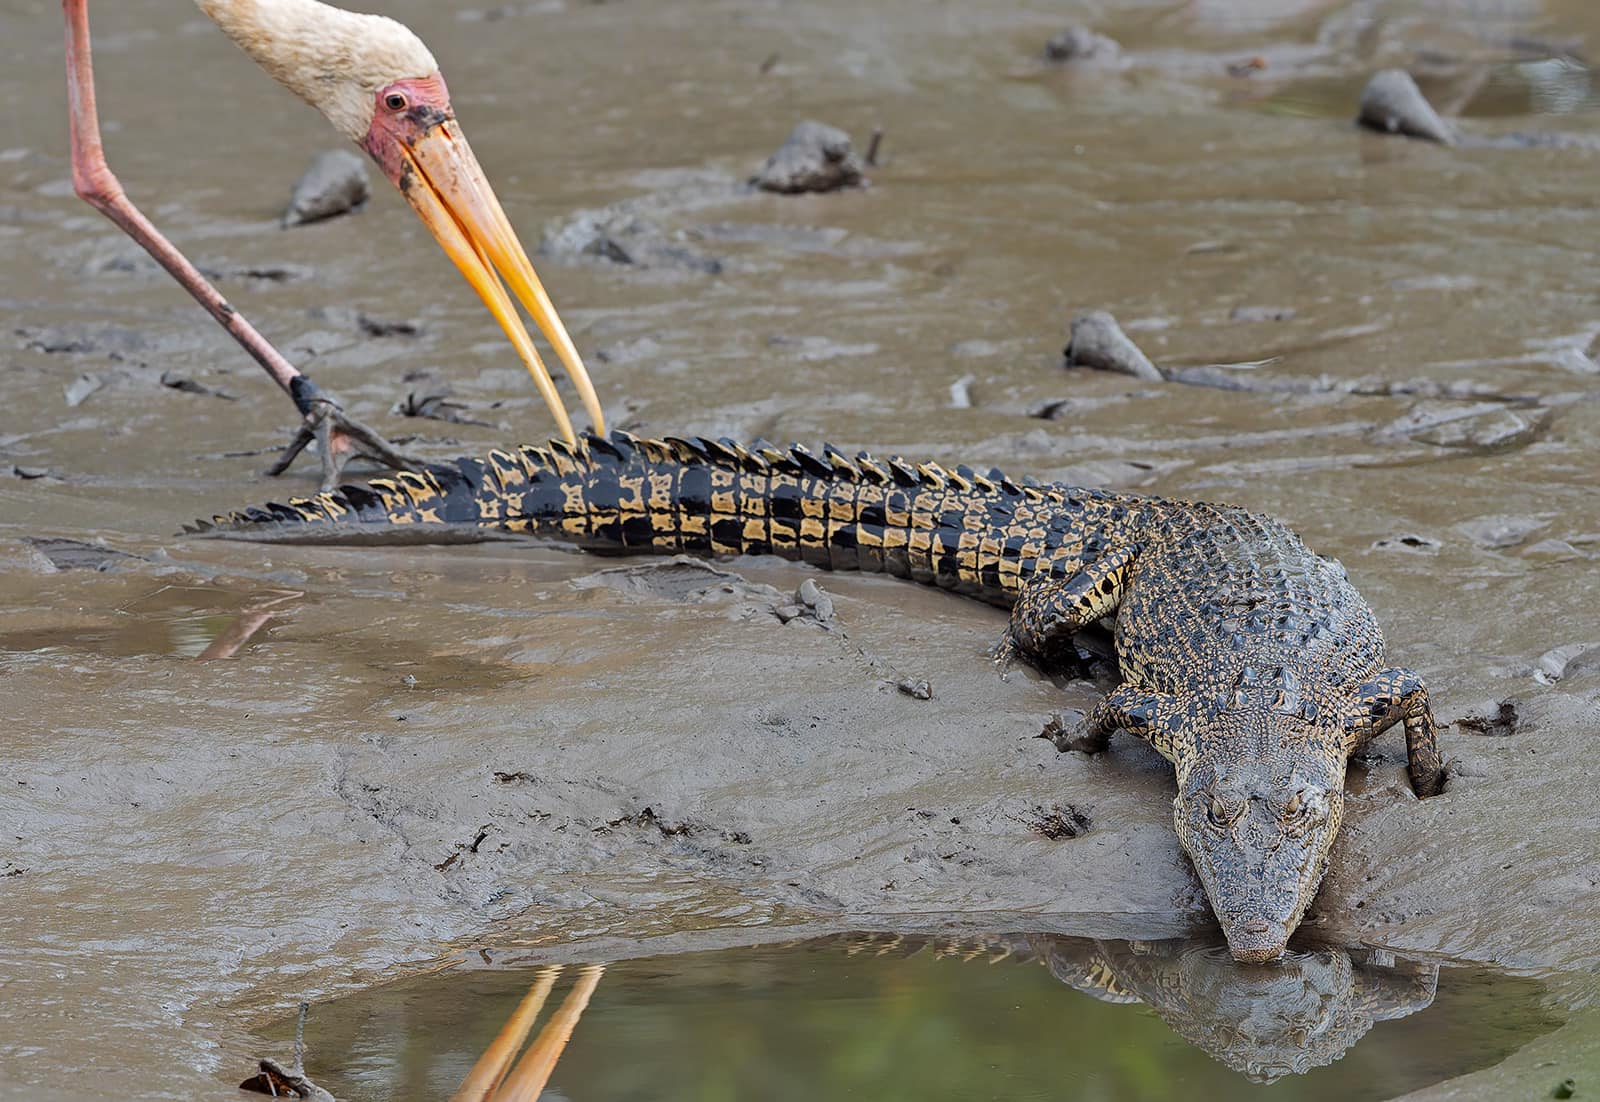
[847,933,1439,1083]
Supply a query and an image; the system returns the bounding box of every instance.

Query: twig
[864,127,884,167]
[240,1004,336,1101]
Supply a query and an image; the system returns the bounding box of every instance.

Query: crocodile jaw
[1175,757,1346,964]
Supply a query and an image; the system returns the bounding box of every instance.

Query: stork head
[197,0,602,442]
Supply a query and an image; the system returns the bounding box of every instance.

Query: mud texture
[4,1,1600,1099]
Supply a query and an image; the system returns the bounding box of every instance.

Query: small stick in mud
[865,127,884,167]
[240,1003,335,1101]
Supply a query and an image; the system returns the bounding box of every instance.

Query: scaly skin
[194,432,1449,961]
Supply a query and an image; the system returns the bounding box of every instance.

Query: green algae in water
[263,934,1559,1101]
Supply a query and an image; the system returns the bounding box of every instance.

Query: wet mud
[3,1,1600,1098]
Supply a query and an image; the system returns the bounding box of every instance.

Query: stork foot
[266,377,421,492]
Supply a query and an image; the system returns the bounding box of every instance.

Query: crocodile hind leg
[1345,668,1447,798]
[991,547,1137,673]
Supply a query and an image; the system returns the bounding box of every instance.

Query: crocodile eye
[1287,790,1325,821]
[1207,796,1234,827]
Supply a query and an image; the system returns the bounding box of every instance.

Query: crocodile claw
[1039,711,1105,754]
[989,632,1022,680]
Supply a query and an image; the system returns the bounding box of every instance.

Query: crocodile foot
[1039,711,1107,754]
[267,377,421,492]
[1409,757,1447,799]
[988,631,1023,680]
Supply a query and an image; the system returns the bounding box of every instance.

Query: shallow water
[4,0,1600,1098]
[265,934,1558,1102]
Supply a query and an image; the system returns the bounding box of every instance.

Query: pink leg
[62,0,415,489]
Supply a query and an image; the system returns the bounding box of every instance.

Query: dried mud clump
[1064,311,1163,381]
[1357,70,1455,145]
[1455,701,1520,738]
[283,149,370,227]
[1044,26,1123,68]
[752,121,866,194]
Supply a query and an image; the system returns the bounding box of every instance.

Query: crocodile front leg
[992,547,1138,672]
[1072,684,1191,765]
[1345,667,1447,798]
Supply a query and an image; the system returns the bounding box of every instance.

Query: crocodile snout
[1226,920,1288,963]
[1229,940,1287,964]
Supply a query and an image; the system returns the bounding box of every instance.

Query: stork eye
[385,92,409,112]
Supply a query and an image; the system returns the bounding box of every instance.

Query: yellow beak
[399,120,603,444]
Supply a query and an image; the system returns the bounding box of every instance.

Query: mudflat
[2,1,1598,1097]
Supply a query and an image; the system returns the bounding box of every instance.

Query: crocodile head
[1173,713,1347,964]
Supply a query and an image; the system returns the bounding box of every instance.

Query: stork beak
[397,119,603,444]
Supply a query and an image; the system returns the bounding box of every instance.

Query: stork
[62,0,605,489]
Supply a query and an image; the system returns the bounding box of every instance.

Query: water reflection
[0,584,300,659]
[270,933,1556,1102]
[1019,936,1438,1083]
[446,964,604,1102]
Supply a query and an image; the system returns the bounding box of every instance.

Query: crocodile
[194,431,1449,962]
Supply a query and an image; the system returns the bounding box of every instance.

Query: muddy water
[261,935,1557,1101]
[3,0,1600,1098]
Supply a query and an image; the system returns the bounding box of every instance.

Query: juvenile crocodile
[195,431,1448,962]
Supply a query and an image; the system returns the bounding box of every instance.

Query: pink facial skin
[361,73,454,187]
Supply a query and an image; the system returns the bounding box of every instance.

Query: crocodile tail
[188,431,1056,602]
[184,436,614,541]
[184,431,875,548]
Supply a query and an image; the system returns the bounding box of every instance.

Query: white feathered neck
[196,0,438,140]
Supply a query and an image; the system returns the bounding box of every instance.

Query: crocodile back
[1114,501,1387,702]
